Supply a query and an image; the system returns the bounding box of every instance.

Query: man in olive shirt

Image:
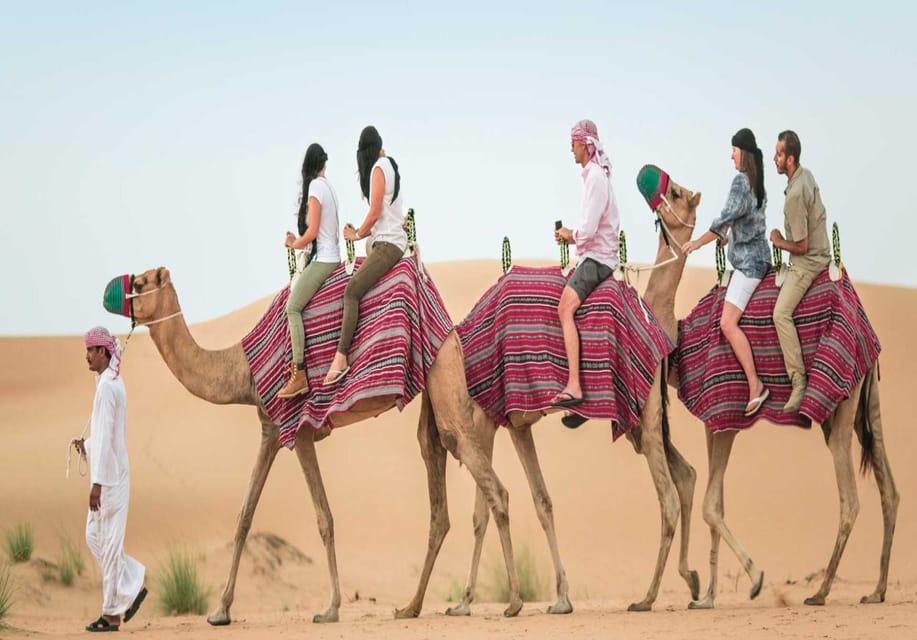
[770,130,831,413]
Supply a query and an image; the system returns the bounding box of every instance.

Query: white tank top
[369,156,407,251]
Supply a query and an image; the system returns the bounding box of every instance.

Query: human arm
[89,383,119,489]
[345,166,385,241]
[769,228,809,255]
[285,197,322,249]
[570,169,609,247]
[771,183,811,256]
[683,230,721,255]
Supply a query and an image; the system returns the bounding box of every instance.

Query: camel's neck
[147,286,257,405]
[642,233,689,343]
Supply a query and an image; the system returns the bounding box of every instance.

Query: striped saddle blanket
[241,257,453,448]
[676,269,880,433]
[455,265,675,440]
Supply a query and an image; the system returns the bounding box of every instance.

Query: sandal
[86,616,119,632]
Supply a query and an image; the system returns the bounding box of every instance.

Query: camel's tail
[854,362,880,476]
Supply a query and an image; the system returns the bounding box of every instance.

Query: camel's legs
[627,376,680,612]
[293,429,342,623]
[428,334,523,617]
[666,442,701,601]
[396,392,451,619]
[207,415,282,626]
[805,394,860,605]
[508,424,572,614]
[444,407,495,617]
[690,429,763,609]
[859,369,899,604]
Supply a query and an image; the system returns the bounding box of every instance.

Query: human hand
[73,438,85,455]
[769,228,784,244]
[89,484,101,511]
[683,240,698,255]
[554,227,573,245]
[284,231,296,248]
[343,225,359,242]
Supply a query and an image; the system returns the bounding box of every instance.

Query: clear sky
[2,1,915,335]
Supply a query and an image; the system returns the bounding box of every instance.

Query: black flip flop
[124,586,147,623]
[550,392,584,408]
[86,616,119,632]
[561,413,588,429]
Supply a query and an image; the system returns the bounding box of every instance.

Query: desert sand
[1,261,915,639]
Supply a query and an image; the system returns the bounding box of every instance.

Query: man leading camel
[552,119,620,407]
[75,327,147,632]
[770,130,831,413]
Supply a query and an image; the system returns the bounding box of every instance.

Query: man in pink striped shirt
[552,119,620,408]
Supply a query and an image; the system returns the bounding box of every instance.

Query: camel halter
[619,195,695,279]
[126,282,184,328]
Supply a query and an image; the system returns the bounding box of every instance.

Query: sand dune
[2,261,915,639]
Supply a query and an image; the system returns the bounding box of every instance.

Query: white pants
[725,269,762,312]
[85,480,145,616]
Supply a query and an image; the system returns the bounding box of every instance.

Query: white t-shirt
[307,177,342,263]
[369,157,408,251]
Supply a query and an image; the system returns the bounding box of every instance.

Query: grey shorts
[566,258,614,302]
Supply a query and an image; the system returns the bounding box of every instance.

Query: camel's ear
[690,192,702,208]
[156,267,171,286]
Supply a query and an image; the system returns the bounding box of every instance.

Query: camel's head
[128,267,175,325]
[636,164,701,245]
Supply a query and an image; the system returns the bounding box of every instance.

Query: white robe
[84,366,145,616]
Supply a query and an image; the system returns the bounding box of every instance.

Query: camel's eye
[671,189,680,200]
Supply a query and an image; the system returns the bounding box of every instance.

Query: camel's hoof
[312,609,339,623]
[860,592,885,604]
[207,609,231,626]
[627,600,652,612]
[547,595,573,614]
[444,602,471,616]
[503,599,523,618]
[804,595,826,606]
[750,570,764,600]
[393,607,419,620]
[688,597,714,610]
[687,570,701,601]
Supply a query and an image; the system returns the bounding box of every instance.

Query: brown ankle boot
[783,373,807,413]
[277,363,309,398]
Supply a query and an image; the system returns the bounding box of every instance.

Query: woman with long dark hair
[278,142,341,398]
[683,128,772,416]
[323,125,407,385]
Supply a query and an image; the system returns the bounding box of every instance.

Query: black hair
[778,130,802,164]
[356,125,400,203]
[297,143,328,237]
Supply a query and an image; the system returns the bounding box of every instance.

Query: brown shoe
[783,373,807,413]
[277,363,309,398]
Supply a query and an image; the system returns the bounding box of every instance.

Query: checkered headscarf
[84,326,122,376]
[571,119,611,176]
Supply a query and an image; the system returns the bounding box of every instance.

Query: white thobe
[84,366,145,616]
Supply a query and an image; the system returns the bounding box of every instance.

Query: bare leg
[508,424,573,614]
[628,374,680,612]
[396,392,451,618]
[292,430,341,622]
[208,413,282,626]
[720,302,763,404]
[806,399,859,605]
[557,286,584,400]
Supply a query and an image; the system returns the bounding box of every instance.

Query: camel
[635,169,899,609]
[424,180,706,617]
[127,266,539,624]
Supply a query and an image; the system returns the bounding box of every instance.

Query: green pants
[772,265,819,381]
[286,260,339,364]
[338,241,404,354]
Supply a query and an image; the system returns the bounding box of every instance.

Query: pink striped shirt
[573,162,620,269]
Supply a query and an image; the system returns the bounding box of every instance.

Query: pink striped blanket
[455,266,675,440]
[241,257,453,448]
[676,270,880,433]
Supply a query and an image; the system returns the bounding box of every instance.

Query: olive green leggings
[285,260,339,364]
[337,241,404,354]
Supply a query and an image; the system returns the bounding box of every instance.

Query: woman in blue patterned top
[684,128,772,416]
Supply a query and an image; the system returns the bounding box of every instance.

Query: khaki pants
[338,241,404,354]
[772,266,819,380]
[286,261,339,364]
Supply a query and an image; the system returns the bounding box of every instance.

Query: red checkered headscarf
[84,326,122,376]
[571,119,611,176]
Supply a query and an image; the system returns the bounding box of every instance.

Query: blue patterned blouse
[709,173,771,279]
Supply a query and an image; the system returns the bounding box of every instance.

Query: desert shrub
[4,524,33,563]
[157,549,210,615]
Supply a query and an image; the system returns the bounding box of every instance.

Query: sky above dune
[2,1,915,335]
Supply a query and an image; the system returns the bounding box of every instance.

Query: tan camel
[128,267,535,624]
[638,174,899,609]
[424,181,706,616]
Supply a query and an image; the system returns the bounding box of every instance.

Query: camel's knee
[534,492,554,521]
[490,488,510,529]
[472,510,490,539]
